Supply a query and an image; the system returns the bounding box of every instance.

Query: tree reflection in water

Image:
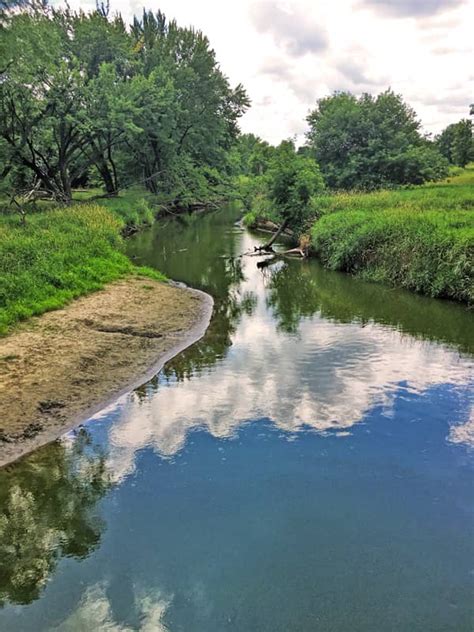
[0,428,111,607]
[266,258,474,353]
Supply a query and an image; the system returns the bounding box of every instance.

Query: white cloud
[53,0,474,143]
[249,2,328,56]
[102,321,473,481]
[360,0,467,18]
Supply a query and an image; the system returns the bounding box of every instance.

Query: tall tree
[0,6,249,204]
[436,119,473,167]
[0,12,88,201]
[451,119,473,167]
[306,90,448,189]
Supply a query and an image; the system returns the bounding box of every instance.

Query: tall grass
[0,204,164,334]
[78,187,156,230]
[311,166,474,303]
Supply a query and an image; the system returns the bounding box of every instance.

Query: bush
[242,211,257,227]
[95,188,157,229]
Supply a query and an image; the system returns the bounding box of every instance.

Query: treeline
[436,119,473,168]
[237,91,473,304]
[237,90,473,234]
[0,4,249,205]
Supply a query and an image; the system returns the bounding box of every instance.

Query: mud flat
[0,277,213,467]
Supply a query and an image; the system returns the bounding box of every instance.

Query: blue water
[0,206,473,631]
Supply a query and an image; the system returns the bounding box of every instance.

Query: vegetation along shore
[239,91,473,305]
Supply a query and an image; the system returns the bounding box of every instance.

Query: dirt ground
[0,277,213,467]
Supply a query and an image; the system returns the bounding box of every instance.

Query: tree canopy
[436,119,473,167]
[266,141,324,231]
[0,5,249,204]
[306,90,449,190]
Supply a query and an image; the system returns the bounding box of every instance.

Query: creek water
[0,205,473,631]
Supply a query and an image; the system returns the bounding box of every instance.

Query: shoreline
[0,278,213,469]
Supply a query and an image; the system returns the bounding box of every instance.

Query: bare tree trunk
[108,145,119,193]
[254,218,290,252]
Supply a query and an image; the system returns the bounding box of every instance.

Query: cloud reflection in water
[93,289,473,481]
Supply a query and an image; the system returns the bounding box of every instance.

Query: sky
[54,0,474,145]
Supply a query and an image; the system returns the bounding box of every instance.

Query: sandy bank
[0,277,213,468]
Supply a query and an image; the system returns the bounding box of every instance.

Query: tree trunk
[254,218,290,252]
[108,145,119,193]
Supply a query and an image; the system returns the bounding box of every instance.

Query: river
[0,205,473,631]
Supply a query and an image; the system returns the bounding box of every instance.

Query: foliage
[230,133,275,177]
[436,119,474,167]
[0,6,249,205]
[311,166,474,303]
[86,187,156,229]
[306,90,449,189]
[266,141,325,231]
[238,141,325,233]
[0,204,164,333]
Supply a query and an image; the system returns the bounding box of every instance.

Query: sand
[0,277,213,467]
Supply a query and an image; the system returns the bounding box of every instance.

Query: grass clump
[0,204,165,334]
[70,187,157,230]
[311,166,474,303]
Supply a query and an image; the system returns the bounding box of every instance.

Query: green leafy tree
[451,119,473,167]
[436,119,473,167]
[0,12,87,201]
[128,10,249,201]
[0,6,249,205]
[306,89,448,189]
[265,141,325,235]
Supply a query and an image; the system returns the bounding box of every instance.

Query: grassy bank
[0,204,164,334]
[310,166,474,304]
[72,187,157,232]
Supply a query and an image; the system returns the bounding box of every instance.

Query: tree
[306,89,448,189]
[254,141,324,251]
[128,10,249,200]
[0,12,89,201]
[451,119,473,167]
[0,5,249,205]
[436,119,473,167]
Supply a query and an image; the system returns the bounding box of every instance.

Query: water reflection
[95,222,474,480]
[53,583,170,632]
[0,205,473,630]
[0,429,111,607]
[265,254,474,352]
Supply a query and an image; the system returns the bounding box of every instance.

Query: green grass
[74,187,157,230]
[311,165,474,303]
[0,186,159,231]
[0,204,165,335]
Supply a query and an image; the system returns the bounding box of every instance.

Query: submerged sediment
[0,277,213,467]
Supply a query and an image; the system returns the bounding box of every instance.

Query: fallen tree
[255,235,311,268]
[253,218,290,253]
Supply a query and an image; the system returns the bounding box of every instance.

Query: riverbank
[244,165,474,304]
[0,203,167,335]
[311,166,474,304]
[0,277,213,468]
